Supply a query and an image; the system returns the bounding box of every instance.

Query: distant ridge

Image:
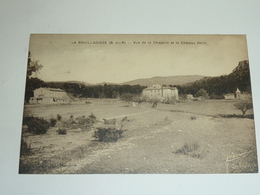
[45,75,208,87]
[46,81,93,86]
[120,75,207,86]
[95,82,118,86]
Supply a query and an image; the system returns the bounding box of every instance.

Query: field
[19,99,258,174]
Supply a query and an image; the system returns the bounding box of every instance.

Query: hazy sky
[29,34,249,84]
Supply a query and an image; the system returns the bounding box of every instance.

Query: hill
[177,60,251,96]
[120,75,207,86]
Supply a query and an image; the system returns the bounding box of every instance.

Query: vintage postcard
[19,34,258,174]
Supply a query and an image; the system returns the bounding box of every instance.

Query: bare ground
[20,99,258,174]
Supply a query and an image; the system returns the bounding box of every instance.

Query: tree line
[43,82,146,99]
[172,60,251,99]
[25,51,251,102]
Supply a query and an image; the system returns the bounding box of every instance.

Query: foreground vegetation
[19,99,257,174]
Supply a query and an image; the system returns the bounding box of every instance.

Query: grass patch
[174,142,207,159]
[56,113,97,132]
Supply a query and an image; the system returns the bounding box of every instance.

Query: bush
[89,113,96,120]
[20,138,31,156]
[163,97,177,104]
[55,113,97,132]
[66,115,75,126]
[219,114,254,119]
[75,114,96,130]
[120,93,135,102]
[57,114,62,121]
[93,127,125,142]
[133,95,148,106]
[23,116,50,134]
[149,99,160,108]
[49,118,57,127]
[195,88,209,99]
[56,129,67,135]
[174,142,206,159]
[179,94,188,103]
[210,94,224,99]
[103,118,116,125]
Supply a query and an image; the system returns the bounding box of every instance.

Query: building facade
[30,87,70,104]
[142,84,179,101]
[224,88,252,100]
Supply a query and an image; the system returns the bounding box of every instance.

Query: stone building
[30,87,70,103]
[224,88,252,100]
[142,84,179,101]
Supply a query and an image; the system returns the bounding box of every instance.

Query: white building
[30,87,70,103]
[142,84,179,100]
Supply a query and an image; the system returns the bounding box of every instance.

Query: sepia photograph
[19,34,258,174]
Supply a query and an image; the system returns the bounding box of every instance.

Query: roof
[36,87,65,92]
[143,85,178,91]
[49,88,65,92]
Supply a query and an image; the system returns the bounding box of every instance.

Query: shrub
[210,94,224,99]
[103,118,116,125]
[219,114,254,119]
[23,116,50,134]
[163,97,177,104]
[66,115,75,125]
[56,121,72,131]
[133,95,148,106]
[120,93,135,103]
[89,113,96,121]
[49,118,57,127]
[150,99,160,108]
[122,116,130,122]
[75,114,96,130]
[93,127,125,142]
[179,94,188,102]
[195,88,209,99]
[174,142,205,159]
[56,129,67,135]
[20,138,31,156]
[57,114,62,121]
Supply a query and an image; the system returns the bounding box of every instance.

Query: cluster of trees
[24,52,44,103]
[25,52,251,103]
[174,60,251,98]
[44,82,146,99]
[24,52,146,102]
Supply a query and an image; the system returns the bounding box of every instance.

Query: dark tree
[234,101,253,117]
[24,52,44,103]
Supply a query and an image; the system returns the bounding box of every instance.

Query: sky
[29,34,249,84]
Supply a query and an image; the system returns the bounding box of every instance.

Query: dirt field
[19,99,258,174]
